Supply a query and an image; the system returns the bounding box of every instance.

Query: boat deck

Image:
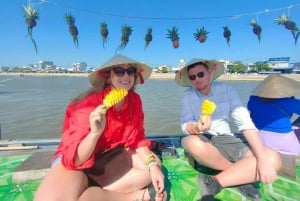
[0,135,300,201]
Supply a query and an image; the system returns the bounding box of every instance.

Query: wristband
[147,160,158,170]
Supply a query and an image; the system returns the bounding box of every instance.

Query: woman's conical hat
[252,74,300,98]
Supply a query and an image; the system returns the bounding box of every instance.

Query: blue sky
[1,0,300,68]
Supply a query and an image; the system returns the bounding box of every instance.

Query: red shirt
[52,87,151,170]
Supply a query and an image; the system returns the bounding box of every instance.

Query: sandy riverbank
[2,72,300,81]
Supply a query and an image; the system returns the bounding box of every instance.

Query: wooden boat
[0,130,299,200]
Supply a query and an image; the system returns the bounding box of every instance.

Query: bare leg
[182,135,281,187]
[182,135,233,170]
[215,148,281,187]
[78,187,145,201]
[34,162,88,201]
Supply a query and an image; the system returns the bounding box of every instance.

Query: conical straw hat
[88,54,152,88]
[175,58,225,87]
[252,74,300,98]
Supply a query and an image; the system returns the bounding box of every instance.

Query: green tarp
[0,149,299,201]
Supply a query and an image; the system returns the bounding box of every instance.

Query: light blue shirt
[180,81,256,135]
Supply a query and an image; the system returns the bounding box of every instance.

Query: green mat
[0,149,300,201]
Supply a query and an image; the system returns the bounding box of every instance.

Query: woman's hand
[89,104,107,136]
[149,165,166,201]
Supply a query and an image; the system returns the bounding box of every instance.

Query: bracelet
[145,153,155,164]
[192,122,201,134]
[147,160,158,170]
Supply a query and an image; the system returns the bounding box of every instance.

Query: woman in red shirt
[35,54,166,201]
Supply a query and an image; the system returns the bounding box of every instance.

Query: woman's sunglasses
[188,72,205,81]
[112,67,137,77]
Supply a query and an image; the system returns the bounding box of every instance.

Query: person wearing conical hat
[35,54,166,201]
[175,59,281,201]
[248,74,300,155]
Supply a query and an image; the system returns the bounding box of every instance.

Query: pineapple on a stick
[101,88,128,114]
[200,99,216,123]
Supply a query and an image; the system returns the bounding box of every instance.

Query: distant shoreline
[1,72,300,81]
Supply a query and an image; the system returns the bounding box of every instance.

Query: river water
[0,75,260,139]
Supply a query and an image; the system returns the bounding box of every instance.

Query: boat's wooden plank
[0,145,39,151]
[13,169,50,183]
[12,150,54,183]
[0,138,61,146]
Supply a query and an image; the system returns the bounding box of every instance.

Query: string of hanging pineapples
[22,7,300,53]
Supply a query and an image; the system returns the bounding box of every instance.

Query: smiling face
[109,64,137,90]
[187,63,213,95]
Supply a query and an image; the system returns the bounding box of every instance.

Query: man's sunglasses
[112,67,137,77]
[188,72,205,81]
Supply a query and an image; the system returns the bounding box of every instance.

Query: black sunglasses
[188,72,205,81]
[112,67,137,77]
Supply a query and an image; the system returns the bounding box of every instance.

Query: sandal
[142,183,167,201]
[147,183,156,201]
[141,183,156,201]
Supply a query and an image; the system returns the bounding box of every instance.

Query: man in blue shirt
[175,59,282,201]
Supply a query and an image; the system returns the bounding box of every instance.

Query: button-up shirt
[180,81,256,135]
[53,87,151,170]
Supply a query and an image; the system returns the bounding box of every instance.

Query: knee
[267,148,282,171]
[181,135,206,155]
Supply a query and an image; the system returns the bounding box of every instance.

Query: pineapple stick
[101,88,128,114]
[200,99,216,123]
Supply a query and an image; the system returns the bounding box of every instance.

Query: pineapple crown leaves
[166,26,180,41]
[64,13,79,48]
[223,26,231,46]
[65,13,76,26]
[100,22,109,48]
[23,5,39,22]
[144,27,153,50]
[116,24,133,52]
[121,24,133,36]
[250,19,262,42]
[275,13,298,31]
[23,5,39,54]
[193,26,209,40]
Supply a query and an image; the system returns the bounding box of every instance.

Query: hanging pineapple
[116,24,133,52]
[223,26,231,46]
[194,26,209,43]
[275,14,299,45]
[65,13,79,48]
[100,22,109,48]
[250,19,262,42]
[166,26,180,48]
[23,5,39,54]
[144,27,153,50]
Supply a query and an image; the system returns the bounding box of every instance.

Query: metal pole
[0,123,2,140]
